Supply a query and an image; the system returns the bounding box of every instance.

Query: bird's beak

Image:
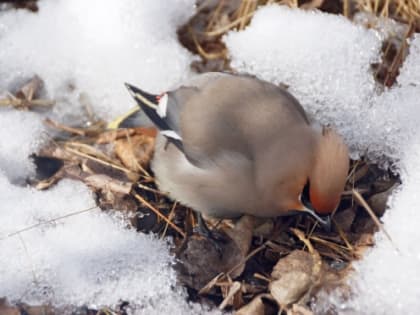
[108,83,161,129]
[302,206,331,232]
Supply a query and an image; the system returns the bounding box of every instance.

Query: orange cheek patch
[310,190,337,215]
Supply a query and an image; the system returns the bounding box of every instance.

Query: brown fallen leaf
[269,250,313,308]
[368,182,399,217]
[288,304,314,315]
[96,127,157,144]
[114,133,155,173]
[332,207,356,233]
[235,294,276,315]
[85,174,132,195]
[176,215,254,291]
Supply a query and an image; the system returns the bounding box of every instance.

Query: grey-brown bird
[121,73,349,232]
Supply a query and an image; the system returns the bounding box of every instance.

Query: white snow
[0,1,221,314]
[225,6,420,314]
[0,175,217,314]
[0,0,195,122]
[0,110,45,182]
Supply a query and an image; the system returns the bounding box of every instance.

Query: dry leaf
[235,294,269,315]
[288,304,314,315]
[176,216,254,291]
[85,174,132,195]
[114,134,155,172]
[97,127,157,144]
[368,182,399,216]
[269,250,314,307]
[333,207,356,232]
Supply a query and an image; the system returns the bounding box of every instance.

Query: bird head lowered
[294,128,349,229]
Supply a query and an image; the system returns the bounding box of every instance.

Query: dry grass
[180,0,419,86]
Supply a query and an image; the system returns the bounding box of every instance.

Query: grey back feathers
[150,73,319,218]
[176,73,309,165]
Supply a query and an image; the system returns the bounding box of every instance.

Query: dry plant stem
[384,23,415,86]
[343,0,350,17]
[64,146,143,180]
[206,0,225,31]
[352,189,399,252]
[309,236,353,261]
[133,192,186,238]
[66,142,116,163]
[18,233,39,285]
[2,206,98,240]
[44,118,86,136]
[137,183,167,196]
[219,281,241,310]
[253,273,271,282]
[0,97,55,108]
[190,27,226,60]
[332,218,354,252]
[161,202,178,239]
[203,11,255,37]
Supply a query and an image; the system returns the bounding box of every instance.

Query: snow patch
[0,0,195,122]
[0,176,217,314]
[0,110,45,182]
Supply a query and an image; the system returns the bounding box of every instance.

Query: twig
[352,189,400,252]
[44,118,86,136]
[65,146,138,177]
[133,192,186,238]
[2,205,98,240]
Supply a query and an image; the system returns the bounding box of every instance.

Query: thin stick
[65,146,137,176]
[44,118,86,136]
[133,193,186,238]
[3,206,98,240]
[332,218,354,252]
[352,189,399,252]
[161,202,178,239]
[190,27,226,60]
[203,11,255,37]
[137,183,166,196]
[18,233,39,285]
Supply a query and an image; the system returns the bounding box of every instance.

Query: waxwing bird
[121,73,349,231]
